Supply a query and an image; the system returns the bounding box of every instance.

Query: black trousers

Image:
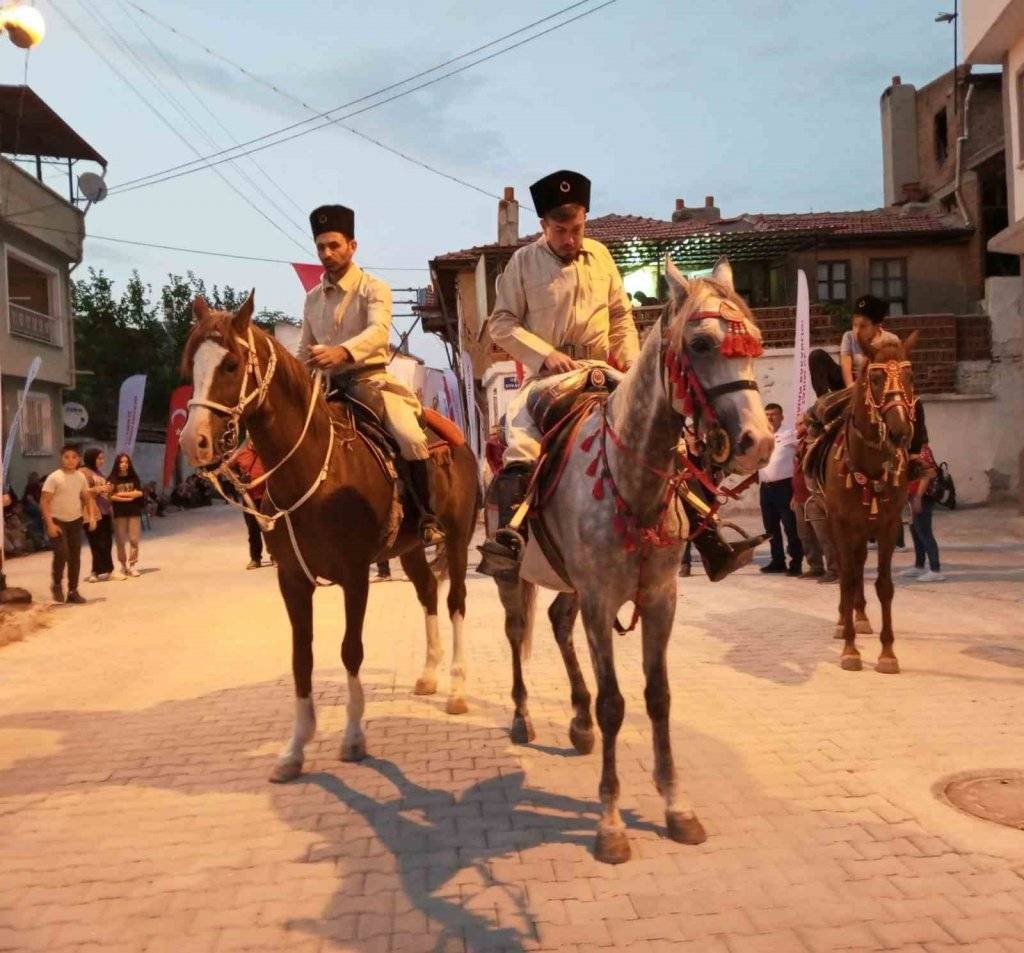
[85,513,114,575]
[52,518,83,591]
[243,512,264,562]
[760,478,803,567]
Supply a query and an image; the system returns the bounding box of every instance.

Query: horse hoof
[445,696,468,716]
[269,759,303,783]
[833,626,846,640]
[875,657,901,675]
[666,811,707,845]
[855,618,873,634]
[510,716,535,745]
[569,721,595,755]
[594,829,631,865]
[340,740,367,762]
[414,677,437,696]
[840,655,863,671]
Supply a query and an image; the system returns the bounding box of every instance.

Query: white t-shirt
[41,468,88,522]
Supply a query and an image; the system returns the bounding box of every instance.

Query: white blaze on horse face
[180,340,229,465]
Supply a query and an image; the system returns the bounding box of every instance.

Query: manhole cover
[944,775,1024,830]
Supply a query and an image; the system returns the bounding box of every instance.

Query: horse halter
[662,301,763,466]
[186,325,278,460]
[861,358,915,446]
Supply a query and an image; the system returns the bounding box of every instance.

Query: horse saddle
[803,389,853,487]
[527,366,615,435]
[327,365,466,461]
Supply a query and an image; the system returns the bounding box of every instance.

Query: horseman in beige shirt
[483,170,762,581]
[299,204,443,546]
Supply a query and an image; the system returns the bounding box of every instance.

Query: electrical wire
[120,0,596,206]
[63,0,311,253]
[105,0,619,197]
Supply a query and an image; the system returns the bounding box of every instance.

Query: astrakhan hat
[853,294,888,323]
[309,204,355,240]
[529,170,591,217]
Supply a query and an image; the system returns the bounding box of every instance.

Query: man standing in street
[230,444,272,571]
[40,445,93,604]
[299,204,443,546]
[759,403,803,576]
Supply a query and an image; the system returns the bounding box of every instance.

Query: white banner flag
[461,350,479,456]
[791,270,811,423]
[116,374,147,457]
[2,355,42,485]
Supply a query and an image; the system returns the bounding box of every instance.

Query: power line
[60,0,311,253]
[106,0,619,198]
[121,0,593,206]
[9,219,428,269]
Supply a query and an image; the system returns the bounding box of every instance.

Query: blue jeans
[910,498,940,571]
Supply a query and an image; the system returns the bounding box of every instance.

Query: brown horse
[822,333,919,674]
[178,294,479,781]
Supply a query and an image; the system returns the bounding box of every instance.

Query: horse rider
[298,204,443,547]
[482,169,760,581]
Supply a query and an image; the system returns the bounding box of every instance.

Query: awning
[0,86,106,166]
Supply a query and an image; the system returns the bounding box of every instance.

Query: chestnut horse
[821,333,919,674]
[179,294,479,781]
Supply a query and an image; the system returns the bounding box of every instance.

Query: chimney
[672,195,720,224]
[880,75,919,206]
[498,186,519,245]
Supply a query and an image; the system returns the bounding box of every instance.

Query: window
[6,250,61,346]
[816,261,849,303]
[934,108,949,165]
[869,258,907,315]
[20,392,53,456]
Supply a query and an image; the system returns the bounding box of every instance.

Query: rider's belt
[559,343,603,361]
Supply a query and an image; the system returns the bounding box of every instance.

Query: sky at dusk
[5,0,959,366]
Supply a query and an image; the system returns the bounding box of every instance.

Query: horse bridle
[661,304,762,467]
[859,358,915,447]
[186,324,278,461]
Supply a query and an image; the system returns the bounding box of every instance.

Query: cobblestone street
[1,504,1022,953]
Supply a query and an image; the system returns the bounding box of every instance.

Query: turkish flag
[162,384,193,487]
[292,263,323,292]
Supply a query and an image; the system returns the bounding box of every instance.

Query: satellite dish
[63,401,89,431]
[77,171,108,204]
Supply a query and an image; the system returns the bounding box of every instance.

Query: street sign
[63,401,89,431]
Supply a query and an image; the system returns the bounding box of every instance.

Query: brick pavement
[0,504,1022,953]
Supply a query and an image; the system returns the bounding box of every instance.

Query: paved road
[1,503,1023,953]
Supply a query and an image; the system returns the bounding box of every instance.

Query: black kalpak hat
[309,204,355,240]
[529,170,591,218]
[853,294,889,323]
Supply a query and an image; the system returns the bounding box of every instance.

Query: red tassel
[593,479,605,500]
[613,515,626,535]
[586,457,599,477]
[580,432,597,453]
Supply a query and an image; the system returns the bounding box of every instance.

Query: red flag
[292,263,323,292]
[162,384,193,487]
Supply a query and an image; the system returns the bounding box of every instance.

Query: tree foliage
[69,269,295,438]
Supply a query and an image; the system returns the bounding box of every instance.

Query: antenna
[77,171,108,212]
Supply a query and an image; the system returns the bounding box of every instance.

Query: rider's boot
[477,463,533,579]
[682,493,768,583]
[407,459,445,548]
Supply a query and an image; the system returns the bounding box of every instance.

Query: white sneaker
[246,560,260,570]
[97,573,110,582]
[128,567,141,578]
[85,574,99,584]
[900,566,924,578]
[112,569,127,581]
[916,569,945,583]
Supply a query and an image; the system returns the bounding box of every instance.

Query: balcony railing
[8,302,59,345]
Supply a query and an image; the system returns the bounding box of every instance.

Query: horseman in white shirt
[299,204,443,547]
[481,169,765,581]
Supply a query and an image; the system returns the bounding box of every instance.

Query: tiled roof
[432,208,970,264]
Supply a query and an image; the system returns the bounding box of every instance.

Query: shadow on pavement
[963,644,1024,669]
[702,606,834,686]
[0,677,675,953]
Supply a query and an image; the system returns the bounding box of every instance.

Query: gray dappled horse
[494,258,774,864]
